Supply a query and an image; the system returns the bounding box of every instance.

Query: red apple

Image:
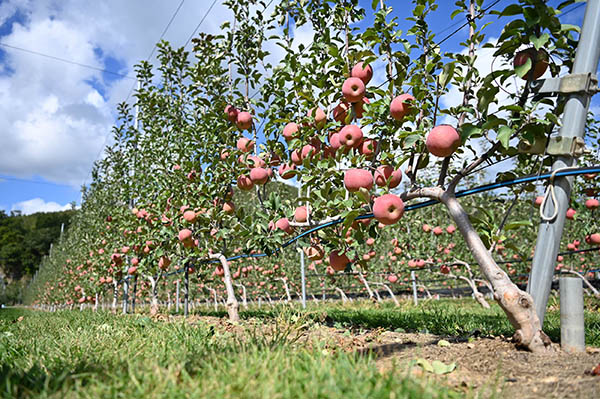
[433,226,443,236]
[329,251,350,271]
[224,105,238,122]
[590,233,600,244]
[566,208,576,219]
[387,274,398,284]
[534,196,544,207]
[236,111,253,130]
[514,48,549,80]
[178,229,193,242]
[250,167,269,184]
[422,224,431,233]
[426,125,461,157]
[295,206,308,223]
[585,198,599,210]
[236,137,254,153]
[390,93,415,121]
[342,77,366,103]
[374,165,402,188]
[223,201,235,214]
[339,125,363,148]
[128,266,137,275]
[283,122,299,141]
[275,218,293,234]
[373,194,405,225]
[307,107,326,129]
[183,210,197,223]
[359,139,377,159]
[237,174,254,191]
[446,225,456,234]
[351,61,373,84]
[344,168,373,192]
[278,163,296,179]
[333,102,351,124]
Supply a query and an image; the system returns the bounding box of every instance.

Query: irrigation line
[115,166,600,284]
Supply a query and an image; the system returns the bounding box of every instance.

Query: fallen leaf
[437,339,451,347]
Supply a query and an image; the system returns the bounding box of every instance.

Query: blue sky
[0,0,593,215]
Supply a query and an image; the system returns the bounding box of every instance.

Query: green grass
[0,307,462,399]
[2,297,598,398]
[191,297,600,346]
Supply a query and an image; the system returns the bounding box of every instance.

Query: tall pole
[300,248,306,309]
[184,267,189,317]
[122,276,129,314]
[131,275,137,313]
[411,271,418,306]
[176,280,180,313]
[528,1,600,326]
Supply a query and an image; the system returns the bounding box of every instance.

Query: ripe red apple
[178,228,193,242]
[333,102,351,124]
[158,256,171,270]
[387,274,398,284]
[422,224,431,233]
[390,93,415,121]
[128,266,137,275]
[446,225,456,234]
[301,144,318,160]
[250,167,269,184]
[344,168,373,192]
[373,194,405,225]
[236,137,254,153]
[295,206,308,223]
[374,165,402,188]
[433,226,443,236]
[236,111,253,130]
[359,139,377,159]
[339,125,363,148]
[351,61,373,84]
[275,218,293,234]
[514,48,549,80]
[283,122,299,141]
[237,174,254,191]
[307,107,326,129]
[342,77,366,103]
[583,173,597,180]
[223,201,235,214]
[329,251,350,271]
[590,233,600,244]
[426,125,461,157]
[585,198,599,210]
[366,237,375,246]
[224,105,238,122]
[245,155,266,168]
[566,208,576,219]
[534,196,544,207]
[278,163,296,179]
[440,265,450,274]
[183,210,197,223]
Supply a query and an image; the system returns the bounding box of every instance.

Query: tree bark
[441,192,550,352]
[209,253,239,322]
[148,275,160,316]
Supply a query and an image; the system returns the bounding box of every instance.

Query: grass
[0,306,462,399]
[2,297,598,398]
[189,297,600,347]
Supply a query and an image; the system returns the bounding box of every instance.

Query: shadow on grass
[0,361,112,398]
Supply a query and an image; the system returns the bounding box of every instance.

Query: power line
[0,175,72,187]
[83,0,188,189]
[183,0,220,48]
[0,42,135,79]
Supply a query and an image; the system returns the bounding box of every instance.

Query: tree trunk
[209,253,239,322]
[442,193,550,352]
[335,287,349,303]
[112,281,118,312]
[148,276,160,316]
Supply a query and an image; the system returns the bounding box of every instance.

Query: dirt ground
[163,314,600,398]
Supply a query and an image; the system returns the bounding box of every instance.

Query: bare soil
[159,314,600,398]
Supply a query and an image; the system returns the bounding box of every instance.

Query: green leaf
[497,126,512,149]
[437,339,451,347]
[415,358,433,373]
[459,123,481,142]
[504,220,532,230]
[431,360,456,375]
[514,58,532,78]
[529,33,549,51]
[438,62,456,88]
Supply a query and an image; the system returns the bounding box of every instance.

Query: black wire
[183,0,220,48]
[0,42,136,79]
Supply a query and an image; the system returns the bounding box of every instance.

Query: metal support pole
[559,277,585,353]
[122,277,129,314]
[184,267,189,317]
[131,275,137,313]
[411,271,418,306]
[176,280,180,313]
[300,249,306,309]
[528,0,600,326]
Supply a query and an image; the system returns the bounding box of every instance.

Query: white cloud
[11,197,72,214]
[0,0,236,187]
